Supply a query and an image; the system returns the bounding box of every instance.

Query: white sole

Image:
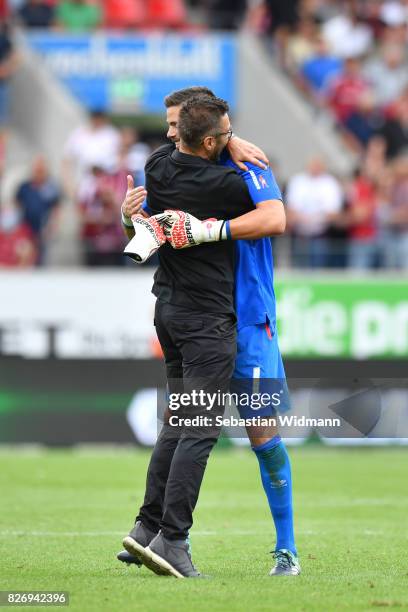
[140,545,185,579]
[269,569,301,576]
[122,536,146,564]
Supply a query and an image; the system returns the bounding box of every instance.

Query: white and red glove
[123,215,166,263]
[157,210,231,249]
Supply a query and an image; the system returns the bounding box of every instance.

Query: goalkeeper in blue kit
[120,87,300,577]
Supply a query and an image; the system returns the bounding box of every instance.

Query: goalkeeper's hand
[157,210,231,249]
[123,215,166,263]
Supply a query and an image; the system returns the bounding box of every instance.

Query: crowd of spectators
[61,111,150,267]
[251,0,408,269]
[0,0,407,269]
[0,21,18,167]
[5,0,190,31]
[0,103,152,267]
[285,146,408,269]
[2,0,249,32]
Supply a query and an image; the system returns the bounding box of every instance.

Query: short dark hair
[178,95,229,150]
[164,86,216,108]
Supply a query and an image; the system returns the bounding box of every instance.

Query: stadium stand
[255,0,408,269]
[18,0,56,28]
[145,0,188,29]
[55,0,102,32]
[0,0,407,269]
[103,0,146,29]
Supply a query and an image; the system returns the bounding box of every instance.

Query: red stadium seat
[147,0,187,29]
[104,0,146,29]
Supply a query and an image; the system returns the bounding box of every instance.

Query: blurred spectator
[380,1,408,31]
[15,155,61,266]
[56,0,101,32]
[0,23,19,163]
[343,91,380,149]
[18,0,55,28]
[265,0,299,33]
[364,136,388,179]
[207,0,247,30]
[0,0,9,19]
[346,164,381,269]
[244,0,270,34]
[301,36,342,96]
[264,0,300,60]
[103,0,145,29]
[377,90,408,159]
[326,57,371,125]
[0,203,37,267]
[322,3,373,58]
[62,111,120,199]
[118,126,150,185]
[286,156,343,267]
[78,166,125,267]
[380,22,407,48]
[285,17,317,74]
[380,155,408,268]
[325,56,378,149]
[357,0,384,39]
[147,0,188,29]
[300,0,339,23]
[364,44,408,108]
[74,127,150,267]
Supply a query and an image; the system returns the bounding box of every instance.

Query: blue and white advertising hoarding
[26,32,237,114]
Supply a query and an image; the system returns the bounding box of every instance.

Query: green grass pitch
[1,447,407,611]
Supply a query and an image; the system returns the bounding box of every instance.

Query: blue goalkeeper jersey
[220,155,282,331]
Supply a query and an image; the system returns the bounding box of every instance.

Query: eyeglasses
[202,128,233,145]
[213,128,233,142]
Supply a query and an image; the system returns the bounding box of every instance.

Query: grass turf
[0,447,407,611]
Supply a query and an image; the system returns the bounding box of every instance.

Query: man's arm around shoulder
[233,163,286,238]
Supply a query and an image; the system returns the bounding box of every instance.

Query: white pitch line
[0,530,237,537]
[0,529,315,538]
[3,529,375,538]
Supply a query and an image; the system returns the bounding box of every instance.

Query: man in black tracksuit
[122,96,253,578]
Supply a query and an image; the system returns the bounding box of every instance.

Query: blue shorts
[231,321,290,418]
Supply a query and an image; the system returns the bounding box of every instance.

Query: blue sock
[252,435,296,555]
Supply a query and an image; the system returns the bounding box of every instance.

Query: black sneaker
[116,550,142,567]
[138,531,201,578]
[121,521,158,565]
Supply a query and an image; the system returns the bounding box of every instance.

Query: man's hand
[227,137,269,172]
[123,215,166,263]
[121,175,148,226]
[157,210,230,249]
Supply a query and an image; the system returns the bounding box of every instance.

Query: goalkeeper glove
[157,210,231,249]
[123,215,166,263]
